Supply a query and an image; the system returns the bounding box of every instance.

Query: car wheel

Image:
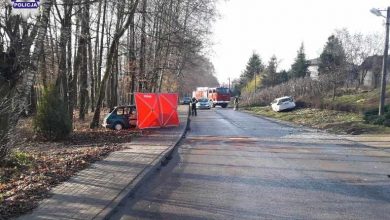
[221,103,227,108]
[114,123,123,130]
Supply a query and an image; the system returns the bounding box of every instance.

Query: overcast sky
[210,0,390,85]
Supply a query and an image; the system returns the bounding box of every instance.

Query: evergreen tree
[33,86,72,140]
[262,55,278,87]
[238,52,264,90]
[277,70,289,84]
[319,35,348,100]
[290,43,308,78]
[243,52,264,79]
[318,35,346,74]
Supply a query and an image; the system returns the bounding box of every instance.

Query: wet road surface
[111,108,390,219]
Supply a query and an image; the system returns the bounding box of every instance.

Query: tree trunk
[56,1,73,113]
[70,13,81,122]
[158,0,174,92]
[67,19,73,118]
[88,31,95,112]
[39,46,48,89]
[79,1,89,120]
[108,46,118,110]
[129,7,136,104]
[97,0,107,91]
[29,85,37,115]
[113,45,119,106]
[94,0,103,91]
[139,0,147,92]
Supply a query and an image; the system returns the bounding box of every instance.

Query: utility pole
[379,7,390,116]
[372,7,390,115]
[254,73,256,93]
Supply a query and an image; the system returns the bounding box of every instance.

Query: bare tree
[0,0,53,159]
[79,0,90,120]
[90,0,140,128]
[54,0,74,119]
[0,0,219,138]
[335,28,384,87]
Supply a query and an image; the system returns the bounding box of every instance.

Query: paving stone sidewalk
[18,106,189,220]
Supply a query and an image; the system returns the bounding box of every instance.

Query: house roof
[307,58,320,66]
[360,55,390,70]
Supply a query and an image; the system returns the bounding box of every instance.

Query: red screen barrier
[159,93,179,127]
[135,93,179,129]
[135,93,161,129]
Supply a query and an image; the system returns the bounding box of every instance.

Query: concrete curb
[93,107,190,220]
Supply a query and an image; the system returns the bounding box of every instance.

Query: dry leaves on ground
[1,127,140,219]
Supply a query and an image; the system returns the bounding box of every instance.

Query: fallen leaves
[0,110,142,219]
[0,144,127,219]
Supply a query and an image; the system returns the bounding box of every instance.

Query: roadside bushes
[319,102,359,113]
[240,75,366,113]
[240,77,332,107]
[33,86,71,140]
[363,105,390,127]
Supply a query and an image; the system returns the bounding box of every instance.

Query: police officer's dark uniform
[191,97,198,116]
[234,96,239,110]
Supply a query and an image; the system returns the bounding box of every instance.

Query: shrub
[363,105,390,127]
[11,151,32,167]
[294,100,307,108]
[33,86,72,140]
[372,116,385,125]
[383,119,390,127]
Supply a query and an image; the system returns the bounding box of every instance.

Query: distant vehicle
[192,86,231,108]
[181,97,191,105]
[271,96,296,112]
[196,98,211,109]
[192,87,209,100]
[102,105,137,130]
[208,87,230,108]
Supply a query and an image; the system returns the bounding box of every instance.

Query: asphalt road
[111,108,390,220]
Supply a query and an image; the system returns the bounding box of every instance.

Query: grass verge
[244,106,390,135]
[322,87,390,113]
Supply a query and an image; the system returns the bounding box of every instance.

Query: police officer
[191,97,198,116]
[234,96,239,110]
